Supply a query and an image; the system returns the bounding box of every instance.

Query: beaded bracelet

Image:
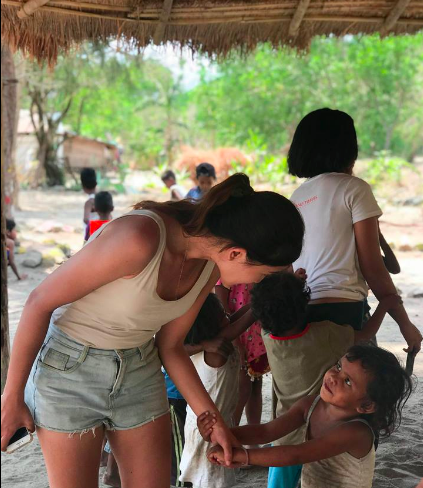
[241,447,249,466]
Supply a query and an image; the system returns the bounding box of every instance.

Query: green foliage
[364,151,417,187]
[19,34,423,181]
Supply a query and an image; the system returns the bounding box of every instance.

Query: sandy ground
[1,185,423,488]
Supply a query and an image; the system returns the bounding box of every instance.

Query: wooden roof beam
[380,0,411,35]
[288,0,311,38]
[153,0,174,45]
[17,0,50,19]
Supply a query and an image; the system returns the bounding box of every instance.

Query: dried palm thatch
[1,0,423,63]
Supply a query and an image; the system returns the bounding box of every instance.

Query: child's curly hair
[346,345,414,438]
[250,272,310,336]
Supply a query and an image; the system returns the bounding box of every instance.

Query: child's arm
[378,228,401,274]
[199,396,310,445]
[209,420,372,468]
[354,294,402,343]
[218,307,255,343]
[83,199,94,224]
[215,283,231,313]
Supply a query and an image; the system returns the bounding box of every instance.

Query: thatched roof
[1,0,422,62]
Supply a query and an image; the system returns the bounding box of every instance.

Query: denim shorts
[25,324,169,433]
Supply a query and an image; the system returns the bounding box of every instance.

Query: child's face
[163,178,175,189]
[197,175,215,194]
[320,356,374,414]
[7,229,17,241]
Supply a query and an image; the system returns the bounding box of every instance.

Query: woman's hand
[1,395,35,451]
[209,417,241,466]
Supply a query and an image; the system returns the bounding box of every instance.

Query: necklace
[175,238,189,300]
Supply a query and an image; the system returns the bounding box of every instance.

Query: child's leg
[268,465,302,488]
[233,366,252,425]
[245,377,263,425]
[103,452,121,487]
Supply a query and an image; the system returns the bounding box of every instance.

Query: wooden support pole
[288,0,311,38]
[1,78,11,394]
[380,0,411,34]
[153,0,174,45]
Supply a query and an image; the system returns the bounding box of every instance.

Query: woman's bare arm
[155,268,239,464]
[1,217,161,450]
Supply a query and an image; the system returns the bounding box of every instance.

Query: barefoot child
[179,293,256,488]
[246,272,402,487]
[200,344,413,488]
[6,218,27,281]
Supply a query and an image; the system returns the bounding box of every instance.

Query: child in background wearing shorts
[6,218,27,281]
[80,168,98,243]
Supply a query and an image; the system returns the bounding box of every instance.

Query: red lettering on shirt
[294,195,318,208]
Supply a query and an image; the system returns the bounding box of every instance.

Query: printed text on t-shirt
[294,196,318,208]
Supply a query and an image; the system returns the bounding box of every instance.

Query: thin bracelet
[241,447,249,466]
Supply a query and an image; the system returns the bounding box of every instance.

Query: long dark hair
[135,173,304,267]
[345,345,414,438]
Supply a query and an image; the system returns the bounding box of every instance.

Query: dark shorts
[306,300,365,331]
[169,398,192,487]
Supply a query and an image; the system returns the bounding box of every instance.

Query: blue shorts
[25,324,169,434]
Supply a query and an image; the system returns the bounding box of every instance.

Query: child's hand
[197,411,217,442]
[294,268,307,281]
[207,445,243,468]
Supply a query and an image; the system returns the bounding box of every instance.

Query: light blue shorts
[25,324,169,433]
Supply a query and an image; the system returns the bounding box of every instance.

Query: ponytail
[135,173,304,267]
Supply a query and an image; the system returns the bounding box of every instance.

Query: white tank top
[53,210,215,349]
[301,396,376,488]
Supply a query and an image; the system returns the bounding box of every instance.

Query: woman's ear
[357,400,376,415]
[228,248,247,262]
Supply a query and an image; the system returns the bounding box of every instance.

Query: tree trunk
[1,44,18,218]
[1,79,11,394]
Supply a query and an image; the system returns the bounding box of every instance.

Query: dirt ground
[1,176,423,488]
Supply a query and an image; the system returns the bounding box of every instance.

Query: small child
[215,281,270,427]
[186,163,217,201]
[161,170,187,201]
[179,293,255,488]
[200,344,413,488]
[6,218,27,281]
[80,168,98,242]
[246,272,402,487]
[88,191,114,237]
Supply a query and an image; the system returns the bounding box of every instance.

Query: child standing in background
[186,163,217,201]
[6,218,27,281]
[161,170,187,201]
[88,191,114,237]
[80,168,98,242]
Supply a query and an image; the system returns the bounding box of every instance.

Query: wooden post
[1,78,11,393]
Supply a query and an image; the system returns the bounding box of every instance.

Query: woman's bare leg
[37,425,105,488]
[107,413,171,488]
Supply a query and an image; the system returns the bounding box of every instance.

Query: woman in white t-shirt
[288,108,421,353]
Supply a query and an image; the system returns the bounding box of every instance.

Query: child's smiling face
[320,356,375,414]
